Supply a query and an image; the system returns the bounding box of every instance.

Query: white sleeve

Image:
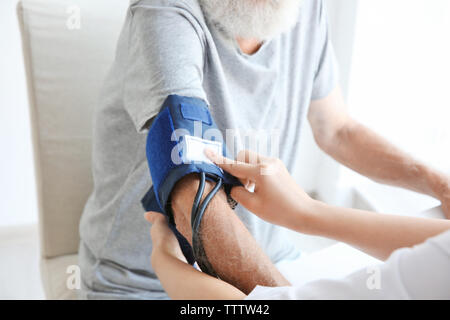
[246,231,450,300]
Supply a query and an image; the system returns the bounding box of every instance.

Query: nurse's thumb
[230,186,257,210]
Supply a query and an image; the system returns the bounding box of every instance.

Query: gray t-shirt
[79,0,338,299]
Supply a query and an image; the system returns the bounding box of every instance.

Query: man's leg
[170,174,290,294]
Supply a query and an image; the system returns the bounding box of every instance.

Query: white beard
[198,0,303,41]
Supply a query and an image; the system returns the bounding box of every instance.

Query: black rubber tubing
[190,172,223,277]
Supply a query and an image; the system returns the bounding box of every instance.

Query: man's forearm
[327,119,448,198]
[170,174,290,294]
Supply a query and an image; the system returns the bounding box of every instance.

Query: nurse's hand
[205,149,316,231]
[144,212,187,264]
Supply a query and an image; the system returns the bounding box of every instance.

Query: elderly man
[78,0,450,299]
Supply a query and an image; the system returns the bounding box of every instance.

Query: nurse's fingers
[236,149,262,165]
[144,211,166,225]
[205,149,259,180]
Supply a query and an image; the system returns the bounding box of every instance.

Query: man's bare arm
[308,87,450,218]
[170,174,290,294]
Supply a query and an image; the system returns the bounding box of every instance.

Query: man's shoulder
[129,0,206,32]
[128,0,207,43]
[130,0,202,15]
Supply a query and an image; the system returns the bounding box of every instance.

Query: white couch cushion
[40,254,79,300]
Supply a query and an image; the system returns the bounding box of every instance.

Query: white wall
[0,0,38,227]
[343,0,448,214]
[0,0,43,299]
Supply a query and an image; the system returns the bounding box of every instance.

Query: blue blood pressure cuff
[141,95,240,267]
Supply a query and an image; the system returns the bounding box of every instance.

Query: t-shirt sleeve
[246,230,450,300]
[311,0,339,101]
[124,5,208,133]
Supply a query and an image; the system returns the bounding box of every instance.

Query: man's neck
[236,37,263,55]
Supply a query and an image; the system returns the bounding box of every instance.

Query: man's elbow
[310,117,356,155]
[310,119,337,154]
